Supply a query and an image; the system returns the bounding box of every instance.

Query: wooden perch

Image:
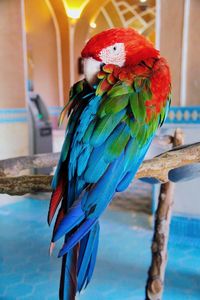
[137,141,200,182]
[0,136,169,175]
[146,129,184,300]
[0,129,198,299]
[146,182,175,299]
[0,175,53,195]
[0,152,59,177]
[0,138,200,195]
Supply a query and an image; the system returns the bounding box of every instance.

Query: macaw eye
[99,42,125,67]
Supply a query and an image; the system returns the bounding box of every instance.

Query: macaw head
[81,28,159,84]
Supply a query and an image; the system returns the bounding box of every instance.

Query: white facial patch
[84,57,102,85]
[99,43,125,67]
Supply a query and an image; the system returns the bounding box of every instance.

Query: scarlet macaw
[48,28,171,299]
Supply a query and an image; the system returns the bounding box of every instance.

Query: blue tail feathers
[58,222,100,299]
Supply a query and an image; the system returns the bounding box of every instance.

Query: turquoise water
[0,198,199,299]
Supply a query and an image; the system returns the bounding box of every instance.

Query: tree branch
[0,152,59,177]
[0,175,53,195]
[136,140,200,182]
[146,128,184,300]
[0,135,191,177]
[0,139,200,195]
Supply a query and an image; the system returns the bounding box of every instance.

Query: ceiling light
[90,22,97,29]
[66,8,82,20]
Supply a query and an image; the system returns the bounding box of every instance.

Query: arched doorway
[88,0,156,42]
[24,0,64,109]
[74,0,156,82]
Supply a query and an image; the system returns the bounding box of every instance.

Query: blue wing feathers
[104,123,130,163]
[58,218,98,257]
[83,144,109,183]
[53,199,85,242]
[77,222,100,291]
[116,170,136,192]
[51,134,70,189]
[118,137,154,192]
[123,137,138,171]
[77,145,93,176]
[51,76,167,298]
[75,178,86,197]
[83,152,125,218]
[90,109,126,147]
[84,225,99,287]
[83,120,96,143]
[59,248,77,300]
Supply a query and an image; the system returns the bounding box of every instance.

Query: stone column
[186,0,200,105]
[0,0,29,159]
[158,0,185,106]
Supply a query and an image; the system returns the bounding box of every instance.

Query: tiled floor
[0,196,200,300]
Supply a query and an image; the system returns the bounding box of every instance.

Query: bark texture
[0,133,199,195]
[0,152,59,177]
[145,129,184,300]
[0,175,53,195]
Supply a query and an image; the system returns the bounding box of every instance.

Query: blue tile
[0,198,200,299]
[4,283,33,298]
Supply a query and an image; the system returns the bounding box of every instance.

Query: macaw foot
[49,242,55,256]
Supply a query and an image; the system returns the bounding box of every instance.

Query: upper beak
[83,58,102,85]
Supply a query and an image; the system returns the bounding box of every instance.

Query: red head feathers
[81,28,159,67]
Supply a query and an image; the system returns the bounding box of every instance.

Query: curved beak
[83,57,102,85]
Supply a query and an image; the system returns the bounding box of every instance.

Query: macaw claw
[49,242,55,256]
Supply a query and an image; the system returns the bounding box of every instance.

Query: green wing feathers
[58,79,91,126]
[95,74,170,149]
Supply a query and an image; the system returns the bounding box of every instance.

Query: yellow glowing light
[63,0,89,20]
[90,22,97,29]
[140,0,147,3]
[66,7,82,19]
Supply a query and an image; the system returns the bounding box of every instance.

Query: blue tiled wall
[166,106,200,124]
[1,106,199,126]
[0,108,27,123]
